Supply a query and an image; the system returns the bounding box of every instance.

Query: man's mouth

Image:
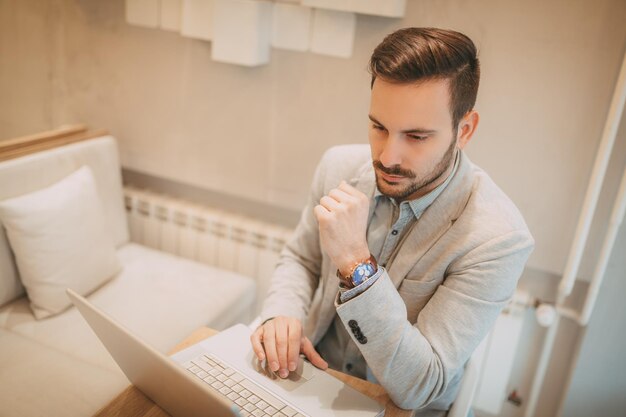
[380,171,405,182]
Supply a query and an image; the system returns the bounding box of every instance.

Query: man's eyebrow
[368,115,437,134]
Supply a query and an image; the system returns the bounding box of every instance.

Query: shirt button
[391,229,398,235]
[346,363,353,372]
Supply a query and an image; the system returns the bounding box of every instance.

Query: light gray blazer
[260,145,534,413]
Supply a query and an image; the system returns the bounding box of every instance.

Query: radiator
[123,185,527,413]
[123,186,293,314]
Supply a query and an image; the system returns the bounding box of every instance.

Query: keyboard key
[213,357,229,368]
[252,410,265,417]
[193,360,213,372]
[232,384,243,393]
[196,371,209,379]
[235,398,248,407]
[231,372,245,383]
[223,368,236,376]
[227,392,239,401]
[216,374,227,382]
[209,369,220,377]
[189,366,202,374]
[240,389,252,398]
[211,381,224,390]
[265,406,277,414]
[248,395,260,404]
[244,404,256,412]
[203,376,216,384]
[281,407,297,417]
[223,379,236,387]
[256,400,269,410]
[239,379,287,411]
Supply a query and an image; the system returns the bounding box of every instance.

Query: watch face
[352,263,376,286]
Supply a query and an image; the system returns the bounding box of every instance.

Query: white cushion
[0,166,121,319]
[0,135,129,307]
[0,243,256,371]
[0,329,128,417]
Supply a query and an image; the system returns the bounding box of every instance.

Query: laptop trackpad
[250,354,315,392]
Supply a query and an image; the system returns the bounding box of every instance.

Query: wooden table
[95,327,411,417]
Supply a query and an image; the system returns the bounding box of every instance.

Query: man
[250,27,534,416]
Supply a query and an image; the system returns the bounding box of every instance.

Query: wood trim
[0,125,109,162]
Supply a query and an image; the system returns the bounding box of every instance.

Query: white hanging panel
[310,8,356,58]
[160,0,182,31]
[181,0,215,41]
[126,0,160,28]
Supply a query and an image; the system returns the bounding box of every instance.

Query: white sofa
[0,134,256,416]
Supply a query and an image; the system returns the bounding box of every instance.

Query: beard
[373,137,457,202]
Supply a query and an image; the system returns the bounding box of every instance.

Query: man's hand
[313,180,370,276]
[250,316,328,378]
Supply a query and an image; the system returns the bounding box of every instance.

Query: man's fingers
[274,319,289,377]
[250,327,265,361]
[337,180,360,196]
[313,204,330,219]
[300,336,328,370]
[327,187,352,203]
[287,320,302,372]
[262,321,280,373]
[319,195,341,212]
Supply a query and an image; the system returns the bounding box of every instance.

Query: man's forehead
[369,78,452,129]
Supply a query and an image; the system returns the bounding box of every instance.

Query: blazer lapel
[386,151,475,288]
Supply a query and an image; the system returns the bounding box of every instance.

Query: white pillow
[0,166,121,319]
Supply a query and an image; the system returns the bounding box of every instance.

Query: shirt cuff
[338,267,385,303]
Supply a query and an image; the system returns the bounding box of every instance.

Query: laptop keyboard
[185,354,310,417]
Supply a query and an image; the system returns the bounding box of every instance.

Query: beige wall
[2,1,626,417]
[0,0,55,138]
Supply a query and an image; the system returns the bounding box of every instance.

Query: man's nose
[379,136,403,167]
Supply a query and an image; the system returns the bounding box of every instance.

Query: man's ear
[456,110,479,150]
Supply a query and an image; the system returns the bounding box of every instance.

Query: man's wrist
[336,247,371,278]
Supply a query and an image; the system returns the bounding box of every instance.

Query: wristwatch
[336,254,378,289]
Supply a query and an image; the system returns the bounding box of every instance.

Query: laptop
[67,289,385,417]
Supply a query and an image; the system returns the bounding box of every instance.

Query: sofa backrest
[0,135,129,306]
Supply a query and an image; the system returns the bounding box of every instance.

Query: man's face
[368,77,459,202]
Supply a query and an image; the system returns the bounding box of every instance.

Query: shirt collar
[374,149,460,219]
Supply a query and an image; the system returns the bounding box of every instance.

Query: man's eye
[372,124,385,131]
[408,134,428,141]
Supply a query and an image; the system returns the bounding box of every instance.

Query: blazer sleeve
[259,152,329,324]
[335,229,534,410]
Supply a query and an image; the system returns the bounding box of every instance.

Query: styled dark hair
[369,27,480,130]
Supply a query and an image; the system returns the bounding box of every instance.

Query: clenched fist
[313,180,371,277]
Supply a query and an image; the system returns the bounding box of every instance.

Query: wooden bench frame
[0,125,108,162]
